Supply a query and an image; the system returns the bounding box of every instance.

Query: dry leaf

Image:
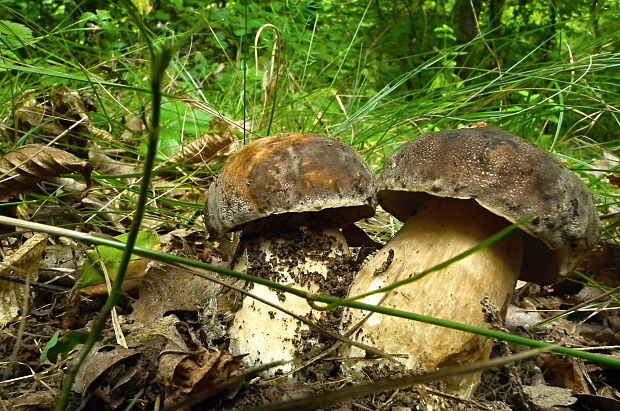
[130,261,222,323]
[131,229,229,323]
[9,89,113,145]
[522,385,577,408]
[158,321,243,407]
[72,345,140,395]
[0,144,92,201]
[120,116,144,140]
[9,392,56,410]
[72,344,143,409]
[169,131,237,165]
[88,150,137,178]
[12,91,64,137]
[161,351,242,407]
[0,233,48,326]
[80,194,126,231]
[536,354,590,394]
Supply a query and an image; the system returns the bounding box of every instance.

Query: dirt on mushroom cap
[206,133,377,235]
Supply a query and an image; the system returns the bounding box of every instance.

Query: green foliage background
[0,3,619,406]
[0,0,618,224]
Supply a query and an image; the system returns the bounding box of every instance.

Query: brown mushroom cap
[206,133,376,235]
[378,126,599,284]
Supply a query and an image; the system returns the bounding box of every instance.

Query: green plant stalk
[53,46,171,411]
[343,220,527,303]
[2,216,619,370]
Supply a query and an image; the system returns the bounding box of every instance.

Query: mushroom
[206,132,376,373]
[341,126,599,397]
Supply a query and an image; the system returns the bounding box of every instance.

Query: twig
[0,274,69,292]
[2,271,31,381]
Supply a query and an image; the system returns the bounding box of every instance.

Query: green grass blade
[1,215,619,370]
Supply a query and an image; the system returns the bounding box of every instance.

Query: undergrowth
[0,0,619,408]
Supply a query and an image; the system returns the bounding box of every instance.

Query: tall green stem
[54,46,171,411]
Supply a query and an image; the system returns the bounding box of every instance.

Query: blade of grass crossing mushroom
[249,348,552,411]
[163,261,400,365]
[204,133,377,373]
[334,216,531,306]
[340,127,601,397]
[1,216,620,370]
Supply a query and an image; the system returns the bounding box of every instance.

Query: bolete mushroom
[206,132,376,373]
[341,126,599,396]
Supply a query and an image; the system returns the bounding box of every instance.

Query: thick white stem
[342,198,523,397]
[229,226,350,374]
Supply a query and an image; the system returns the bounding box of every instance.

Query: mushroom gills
[229,224,350,374]
[342,197,523,397]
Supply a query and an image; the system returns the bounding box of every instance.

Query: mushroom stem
[342,198,523,397]
[229,225,350,374]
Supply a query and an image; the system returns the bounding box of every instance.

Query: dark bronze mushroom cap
[206,133,377,235]
[378,126,600,284]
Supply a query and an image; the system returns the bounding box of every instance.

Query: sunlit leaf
[80,231,160,287]
[0,20,35,51]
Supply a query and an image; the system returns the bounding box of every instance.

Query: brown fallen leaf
[157,320,243,408]
[0,233,48,326]
[130,261,223,324]
[72,344,144,409]
[131,229,231,324]
[9,391,56,410]
[11,90,64,138]
[69,316,177,409]
[522,385,577,408]
[0,144,92,201]
[72,345,140,396]
[9,88,113,146]
[168,129,237,166]
[580,242,620,285]
[536,354,590,394]
[88,150,137,178]
[119,116,145,140]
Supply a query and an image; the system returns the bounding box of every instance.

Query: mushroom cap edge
[377,126,599,283]
[206,132,377,235]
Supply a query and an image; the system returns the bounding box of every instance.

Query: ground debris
[157,319,243,408]
[2,222,620,410]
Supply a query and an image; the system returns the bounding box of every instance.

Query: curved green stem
[2,216,620,371]
[53,45,171,411]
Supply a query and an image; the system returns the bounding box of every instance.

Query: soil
[1,231,620,410]
[229,223,358,370]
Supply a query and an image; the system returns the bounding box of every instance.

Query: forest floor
[1,91,619,411]
[1,224,619,410]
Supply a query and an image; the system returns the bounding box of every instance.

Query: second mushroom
[341,126,599,397]
[206,132,376,374]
